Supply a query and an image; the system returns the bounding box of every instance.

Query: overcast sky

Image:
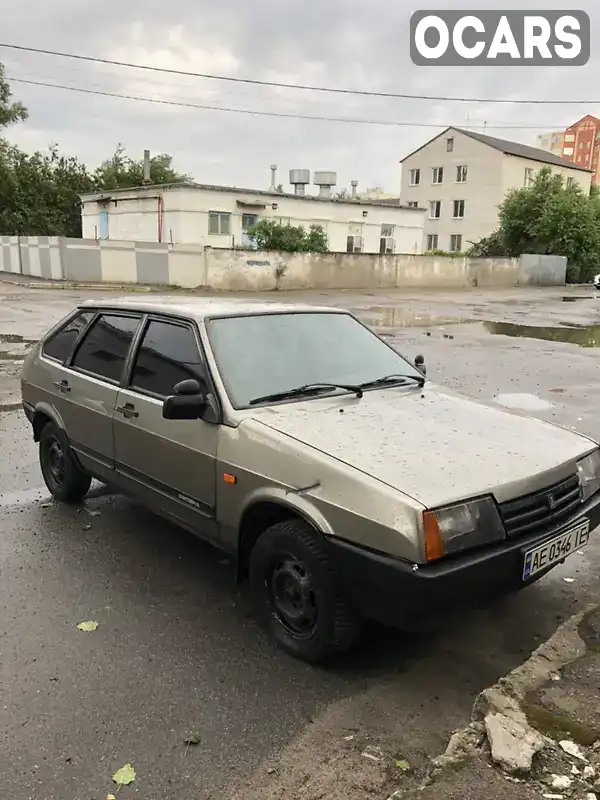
[1,0,599,195]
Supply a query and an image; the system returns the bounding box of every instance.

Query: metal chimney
[270,164,278,191]
[289,169,310,195]
[351,180,358,198]
[143,150,151,183]
[313,171,337,199]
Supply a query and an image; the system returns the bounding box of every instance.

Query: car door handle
[53,380,71,393]
[116,403,139,419]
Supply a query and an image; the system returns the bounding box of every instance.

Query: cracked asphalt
[1,279,600,799]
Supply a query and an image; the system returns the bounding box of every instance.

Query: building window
[446,137,454,152]
[587,141,591,149]
[346,235,363,253]
[456,165,468,183]
[450,234,463,252]
[565,134,575,142]
[407,201,419,208]
[429,200,441,219]
[426,234,438,250]
[524,168,535,187]
[432,167,444,184]
[563,147,574,156]
[453,200,465,218]
[567,177,575,188]
[209,211,231,235]
[410,169,421,186]
[380,237,395,254]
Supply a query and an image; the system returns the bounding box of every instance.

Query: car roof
[78,295,346,322]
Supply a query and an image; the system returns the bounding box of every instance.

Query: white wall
[501,154,592,195]
[81,186,426,255]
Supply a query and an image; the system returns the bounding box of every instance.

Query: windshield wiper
[249,382,364,406]
[359,373,425,390]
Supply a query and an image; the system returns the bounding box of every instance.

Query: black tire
[39,421,91,503]
[248,518,360,664]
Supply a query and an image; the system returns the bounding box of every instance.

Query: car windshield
[205,311,424,408]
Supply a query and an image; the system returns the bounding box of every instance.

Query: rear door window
[42,311,94,363]
[71,313,141,383]
[129,319,208,398]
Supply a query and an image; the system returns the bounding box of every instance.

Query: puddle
[562,296,592,303]
[484,321,600,347]
[357,306,473,329]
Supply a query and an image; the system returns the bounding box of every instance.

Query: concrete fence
[0,236,568,290]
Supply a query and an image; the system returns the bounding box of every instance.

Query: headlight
[577,449,600,502]
[422,496,505,562]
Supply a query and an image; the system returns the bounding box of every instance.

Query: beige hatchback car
[21,297,600,662]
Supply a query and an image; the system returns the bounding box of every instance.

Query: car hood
[248,385,596,508]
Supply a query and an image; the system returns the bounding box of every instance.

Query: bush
[245,219,328,252]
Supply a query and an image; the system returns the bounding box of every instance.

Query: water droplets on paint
[495,394,554,411]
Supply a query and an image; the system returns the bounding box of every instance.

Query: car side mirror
[415,354,426,376]
[162,378,208,420]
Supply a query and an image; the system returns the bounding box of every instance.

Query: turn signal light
[422,511,446,562]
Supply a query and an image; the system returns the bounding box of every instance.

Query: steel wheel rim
[269,555,318,637]
[46,437,65,485]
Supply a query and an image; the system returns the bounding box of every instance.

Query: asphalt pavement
[1,279,600,799]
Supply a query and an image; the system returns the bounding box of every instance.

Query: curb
[12,282,157,293]
[421,604,598,788]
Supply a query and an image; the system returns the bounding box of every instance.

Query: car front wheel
[248,518,360,663]
[39,421,92,503]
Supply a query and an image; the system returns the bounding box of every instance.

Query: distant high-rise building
[538,116,600,184]
[536,130,565,156]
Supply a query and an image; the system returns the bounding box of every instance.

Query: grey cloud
[2,0,600,192]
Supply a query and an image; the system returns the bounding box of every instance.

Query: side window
[43,311,94,363]
[130,320,208,398]
[72,314,141,383]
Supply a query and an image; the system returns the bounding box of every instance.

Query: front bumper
[326,491,600,630]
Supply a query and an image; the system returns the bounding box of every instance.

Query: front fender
[239,485,335,536]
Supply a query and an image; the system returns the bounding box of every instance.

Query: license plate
[523,520,590,581]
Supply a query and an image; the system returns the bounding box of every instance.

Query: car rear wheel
[248,518,360,663]
[39,421,92,503]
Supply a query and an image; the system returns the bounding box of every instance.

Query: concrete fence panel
[0,236,570,290]
[20,236,63,279]
[0,236,22,274]
[62,238,103,282]
[519,254,567,285]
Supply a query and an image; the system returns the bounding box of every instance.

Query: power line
[7,76,575,130]
[0,41,596,105]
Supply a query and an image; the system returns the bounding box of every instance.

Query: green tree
[469,167,600,281]
[0,62,27,129]
[245,219,328,252]
[0,141,94,236]
[93,145,191,190]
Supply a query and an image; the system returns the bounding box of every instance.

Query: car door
[58,311,143,478]
[112,315,219,542]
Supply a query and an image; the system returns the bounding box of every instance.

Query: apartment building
[559,115,600,183]
[400,127,592,253]
[536,130,566,156]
